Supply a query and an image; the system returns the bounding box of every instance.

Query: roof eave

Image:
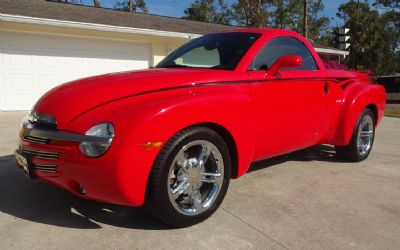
[0,13,350,56]
[0,13,202,39]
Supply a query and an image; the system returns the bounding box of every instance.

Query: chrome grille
[33,164,57,173]
[23,135,49,144]
[21,148,59,160]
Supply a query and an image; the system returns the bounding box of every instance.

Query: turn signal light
[141,141,164,150]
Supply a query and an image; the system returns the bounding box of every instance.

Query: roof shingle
[0,0,343,52]
[0,0,235,35]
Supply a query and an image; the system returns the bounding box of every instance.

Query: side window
[250,36,318,71]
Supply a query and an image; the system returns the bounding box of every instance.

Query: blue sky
[82,0,350,24]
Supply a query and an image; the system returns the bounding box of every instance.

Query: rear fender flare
[332,83,385,146]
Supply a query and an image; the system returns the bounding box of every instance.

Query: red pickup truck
[16,29,386,227]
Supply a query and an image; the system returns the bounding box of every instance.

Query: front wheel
[145,127,231,227]
[335,108,375,162]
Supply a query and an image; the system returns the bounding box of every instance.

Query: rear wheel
[335,108,375,162]
[146,127,231,227]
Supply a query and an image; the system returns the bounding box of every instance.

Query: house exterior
[0,0,349,111]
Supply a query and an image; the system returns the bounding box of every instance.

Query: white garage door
[0,30,150,110]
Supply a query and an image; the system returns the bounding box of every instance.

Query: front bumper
[21,117,112,145]
[16,118,137,206]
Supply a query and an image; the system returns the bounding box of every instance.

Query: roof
[0,0,234,35]
[0,0,346,55]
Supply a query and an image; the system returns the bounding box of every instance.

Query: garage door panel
[3,73,35,92]
[37,55,59,67]
[2,51,33,66]
[60,74,83,84]
[5,94,36,110]
[127,61,149,69]
[0,96,4,109]
[109,59,148,72]
[37,74,59,88]
[0,30,150,110]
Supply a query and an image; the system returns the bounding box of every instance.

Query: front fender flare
[115,86,256,205]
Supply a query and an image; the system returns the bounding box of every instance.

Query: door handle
[324,82,329,94]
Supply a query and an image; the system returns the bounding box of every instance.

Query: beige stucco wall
[0,20,189,67]
[152,39,187,66]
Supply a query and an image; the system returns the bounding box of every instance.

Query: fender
[72,84,256,206]
[330,81,386,146]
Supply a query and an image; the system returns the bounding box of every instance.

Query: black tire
[335,108,375,162]
[145,126,231,227]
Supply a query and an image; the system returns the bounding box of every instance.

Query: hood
[33,68,234,127]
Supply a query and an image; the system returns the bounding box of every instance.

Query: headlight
[79,123,115,157]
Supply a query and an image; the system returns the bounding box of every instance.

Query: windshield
[156,32,261,70]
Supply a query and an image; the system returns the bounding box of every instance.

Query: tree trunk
[392,30,400,53]
[93,0,100,7]
[303,0,308,38]
[128,0,134,12]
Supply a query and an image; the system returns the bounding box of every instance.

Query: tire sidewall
[350,109,375,161]
[148,127,231,227]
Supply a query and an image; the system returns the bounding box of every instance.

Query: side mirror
[266,55,303,76]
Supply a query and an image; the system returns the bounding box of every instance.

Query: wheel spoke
[201,172,222,184]
[176,151,188,173]
[201,178,216,183]
[176,170,187,182]
[197,144,211,169]
[362,116,368,127]
[202,172,221,177]
[360,131,373,137]
[191,188,204,213]
[357,139,364,153]
[171,179,189,199]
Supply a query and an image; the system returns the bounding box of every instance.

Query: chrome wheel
[356,114,374,156]
[167,140,224,216]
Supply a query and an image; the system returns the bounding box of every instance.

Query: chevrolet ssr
[16,29,386,227]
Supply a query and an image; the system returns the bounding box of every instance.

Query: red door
[248,70,328,160]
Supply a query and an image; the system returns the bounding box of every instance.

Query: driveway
[0,112,399,250]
